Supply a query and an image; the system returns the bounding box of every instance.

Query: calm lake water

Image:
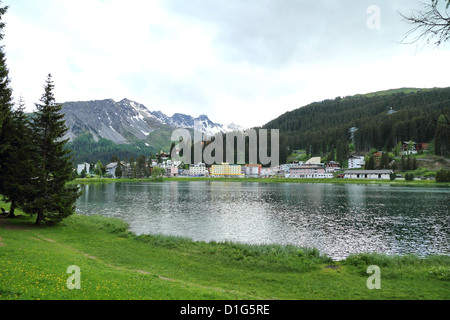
[76,181,450,260]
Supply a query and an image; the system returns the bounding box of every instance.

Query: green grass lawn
[0,203,449,300]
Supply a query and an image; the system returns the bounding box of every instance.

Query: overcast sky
[3,0,450,128]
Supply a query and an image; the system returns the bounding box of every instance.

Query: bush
[436,169,450,183]
[390,172,396,181]
[405,173,415,181]
[429,266,450,281]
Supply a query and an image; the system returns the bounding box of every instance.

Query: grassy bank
[0,203,449,300]
[71,177,450,187]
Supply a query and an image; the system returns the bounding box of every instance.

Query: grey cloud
[121,70,213,115]
[163,0,421,67]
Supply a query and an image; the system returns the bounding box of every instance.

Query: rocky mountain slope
[60,98,246,164]
[62,98,245,145]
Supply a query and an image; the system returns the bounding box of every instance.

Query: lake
[76,181,450,260]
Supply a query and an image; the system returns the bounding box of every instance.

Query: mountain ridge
[61,98,247,164]
[62,98,246,145]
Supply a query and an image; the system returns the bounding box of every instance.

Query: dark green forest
[263,88,450,164]
[66,131,155,165]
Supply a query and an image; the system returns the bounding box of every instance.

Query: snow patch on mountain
[61,98,246,145]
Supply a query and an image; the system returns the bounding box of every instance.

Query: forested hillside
[66,131,156,165]
[263,87,450,163]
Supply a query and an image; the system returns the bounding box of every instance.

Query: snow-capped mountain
[61,98,246,145]
[156,112,245,137]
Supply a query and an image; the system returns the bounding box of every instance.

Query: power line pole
[349,127,358,146]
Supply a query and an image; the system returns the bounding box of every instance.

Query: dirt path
[29,233,265,299]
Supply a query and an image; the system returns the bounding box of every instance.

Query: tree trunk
[7,201,16,218]
[35,209,43,226]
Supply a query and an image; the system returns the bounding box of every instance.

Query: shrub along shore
[0,201,449,300]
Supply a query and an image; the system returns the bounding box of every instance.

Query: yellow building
[210,163,244,177]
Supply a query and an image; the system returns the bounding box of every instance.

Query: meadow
[0,201,448,301]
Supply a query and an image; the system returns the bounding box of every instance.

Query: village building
[260,167,274,177]
[106,161,129,178]
[325,161,341,173]
[348,156,365,169]
[77,163,91,175]
[343,170,393,180]
[288,165,333,179]
[189,163,208,176]
[244,164,262,177]
[304,157,322,165]
[402,141,430,155]
[372,151,383,160]
[280,163,303,173]
[166,166,179,177]
[210,163,244,177]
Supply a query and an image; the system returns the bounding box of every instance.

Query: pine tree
[379,152,389,169]
[115,161,123,178]
[95,160,104,177]
[0,3,13,168]
[436,169,450,182]
[406,156,412,171]
[26,74,80,225]
[434,114,450,156]
[136,155,147,178]
[390,172,396,181]
[365,155,375,170]
[0,97,35,218]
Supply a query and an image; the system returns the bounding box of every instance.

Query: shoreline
[71,177,450,187]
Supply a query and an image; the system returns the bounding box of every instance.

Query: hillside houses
[348,156,365,169]
[402,141,430,155]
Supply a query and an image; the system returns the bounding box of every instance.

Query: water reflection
[76,182,450,260]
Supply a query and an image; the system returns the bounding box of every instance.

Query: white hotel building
[189,163,208,176]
